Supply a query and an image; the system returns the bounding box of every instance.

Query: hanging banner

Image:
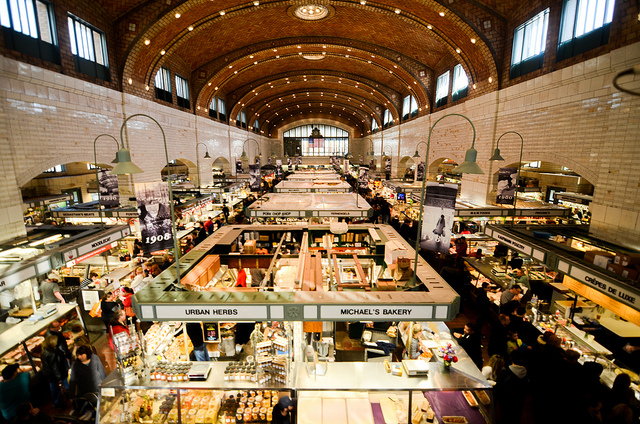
[496,167,518,205]
[135,182,174,255]
[249,165,260,191]
[236,159,243,174]
[369,159,376,171]
[358,166,370,191]
[276,159,283,179]
[268,156,272,165]
[98,170,119,207]
[295,156,301,170]
[416,162,425,181]
[343,159,350,175]
[255,156,261,166]
[287,157,292,168]
[359,155,364,166]
[385,158,391,172]
[420,182,458,254]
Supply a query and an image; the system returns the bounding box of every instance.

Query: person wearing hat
[271,395,295,424]
[41,273,65,304]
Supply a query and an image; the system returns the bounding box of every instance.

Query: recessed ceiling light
[144,39,150,45]
[439,12,445,16]
[395,8,401,14]
[250,55,254,58]
[160,50,165,55]
[488,77,493,83]
[128,78,132,84]
[214,86,218,90]
[220,11,225,15]
[208,82,212,86]
[175,13,180,18]
[470,38,476,44]
[427,25,432,29]
[229,65,233,68]
[254,1,259,5]
[456,48,461,54]
[472,84,476,89]
[360,0,366,4]
[254,61,258,64]
[145,85,149,91]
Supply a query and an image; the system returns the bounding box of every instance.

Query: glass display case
[0,304,83,373]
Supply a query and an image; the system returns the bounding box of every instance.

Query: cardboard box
[593,254,614,269]
[618,253,640,267]
[243,239,257,254]
[607,263,638,281]
[584,250,614,264]
[385,240,408,266]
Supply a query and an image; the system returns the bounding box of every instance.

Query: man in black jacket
[453,322,483,370]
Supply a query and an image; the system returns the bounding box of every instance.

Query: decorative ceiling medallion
[302,53,326,60]
[290,4,334,21]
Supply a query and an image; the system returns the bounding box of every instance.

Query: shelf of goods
[0,304,81,373]
[98,359,492,424]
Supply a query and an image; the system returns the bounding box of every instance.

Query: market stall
[273,180,352,193]
[246,193,372,219]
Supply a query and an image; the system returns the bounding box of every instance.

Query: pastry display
[462,391,478,408]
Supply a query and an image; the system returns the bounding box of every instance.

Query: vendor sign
[135,182,174,256]
[98,170,119,207]
[249,165,260,191]
[416,162,425,181]
[496,167,518,205]
[420,182,457,254]
[358,166,369,191]
[236,159,243,174]
[276,159,283,179]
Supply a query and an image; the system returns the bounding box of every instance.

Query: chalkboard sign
[204,322,219,342]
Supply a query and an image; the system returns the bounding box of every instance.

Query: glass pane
[155,70,162,89]
[560,0,577,42]
[93,30,104,65]
[575,0,589,37]
[68,16,77,55]
[0,0,10,28]
[12,0,24,33]
[593,0,606,28]
[35,1,52,43]
[218,98,225,114]
[25,0,36,38]
[436,71,450,101]
[605,0,614,23]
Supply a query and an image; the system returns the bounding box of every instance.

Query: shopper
[0,364,31,421]
[453,322,483,369]
[235,268,247,288]
[40,335,69,409]
[204,216,214,235]
[494,350,529,424]
[40,272,65,304]
[186,322,210,361]
[222,201,230,223]
[475,282,492,332]
[107,309,130,351]
[132,239,143,258]
[100,292,121,332]
[499,284,522,314]
[68,345,106,421]
[409,324,423,359]
[488,314,510,360]
[45,320,72,361]
[270,396,295,424]
[481,354,504,386]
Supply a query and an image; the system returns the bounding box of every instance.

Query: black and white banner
[236,159,243,175]
[385,158,391,173]
[359,155,364,166]
[420,182,458,254]
[255,156,261,166]
[249,165,260,191]
[369,159,375,170]
[358,166,369,191]
[416,162,425,181]
[135,182,174,255]
[98,170,119,207]
[295,156,301,170]
[276,159,283,179]
[496,167,518,205]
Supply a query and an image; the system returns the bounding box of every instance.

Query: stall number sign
[155,305,268,320]
[320,305,435,320]
[492,232,533,256]
[570,267,637,307]
[66,242,118,267]
[254,211,300,217]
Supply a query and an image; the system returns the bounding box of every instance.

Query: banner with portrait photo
[420,182,458,254]
[496,167,518,205]
[359,155,364,166]
[135,182,174,256]
[276,159,283,179]
[358,166,369,191]
[385,158,391,173]
[98,170,119,207]
[236,159,243,175]
[249,165,260,191]
[416,162,425,181]
[295,156,301,170]
[255,156,261,166]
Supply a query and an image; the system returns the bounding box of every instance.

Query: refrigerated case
[0,304,83,373]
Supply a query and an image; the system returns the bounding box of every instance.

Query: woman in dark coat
[271,396,295,424]
[40,335,69,409]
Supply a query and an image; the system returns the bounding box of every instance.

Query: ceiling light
[297,46,301,49]
[160,50,166,55]
[175,13,180,18]
[456,48,461,54]
[220,10,225,15]
[208,82,212,86]
[145,85,149,91]
[254,61,258,64]
[254,1,259,5]
[229,65,233,68]
[214,86,218,90]
[427,25,432,29]
[360,0,366,4]
[188,26,193,31]
[395,8,401,14]
[472,83,476,89]
[273,49,277,52]
[250,55,254,58]
[488,77,493,83]
[471,38,476,43]
[128,78,132,84]
[144,39,150,45]
[439,11,445,16]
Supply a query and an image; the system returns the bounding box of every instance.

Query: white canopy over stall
[247,193,371,217]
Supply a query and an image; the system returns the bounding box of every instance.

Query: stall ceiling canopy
[95,0,515,137]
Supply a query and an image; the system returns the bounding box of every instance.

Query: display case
[0,304,83,372]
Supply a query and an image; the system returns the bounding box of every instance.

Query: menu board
[204,322,219,342]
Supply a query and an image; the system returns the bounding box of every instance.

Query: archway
[212,157,231,175]
[161,158,196,184]
[428,158,460,182]
[398,156,415,180]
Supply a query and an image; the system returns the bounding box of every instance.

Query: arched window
[283,124,349,157]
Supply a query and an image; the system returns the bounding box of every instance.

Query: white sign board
[491,231,533,256]
[155,305,269,320]
[570,267,638,308]
[320,305,435,320]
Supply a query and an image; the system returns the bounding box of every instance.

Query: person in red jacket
[235,268,247,288]
[107,309,129,351]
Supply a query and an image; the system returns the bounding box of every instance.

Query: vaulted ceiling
[100,0,522,137]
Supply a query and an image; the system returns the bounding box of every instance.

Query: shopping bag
[124,306,135,317]
[88,302,102,318]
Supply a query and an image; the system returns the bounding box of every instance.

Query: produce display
[164,335,194,361]
[144,323,175,356]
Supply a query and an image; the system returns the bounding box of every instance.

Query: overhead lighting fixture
[395,8,401,14]
[188,26,193,31]
[160,50,166,55]
[220,10,225,15]
[175,13,180,18]
[471,38,476,43]
[472,83,476,89]
[293,4,330,21]
[439,11,445,16]
[488,77,493,83]
[128,78,132,84]
[456,48,461,54]
[254,0,259,5]
[144,39,150,45]
[427,25,432,29]
[145,85,149,91]
[360,0,366,4]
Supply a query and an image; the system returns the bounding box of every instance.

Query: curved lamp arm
[413,141,428,158]
[119,113,182,287]
[93,134,121,230]
[411,113,483,286]
[241,138,262,160]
